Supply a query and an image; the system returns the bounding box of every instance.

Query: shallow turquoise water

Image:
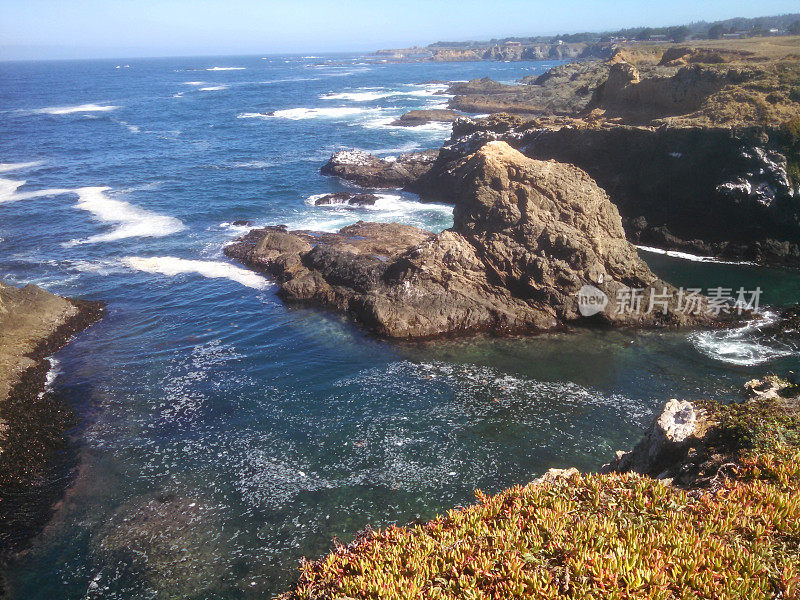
[0,54,798,598]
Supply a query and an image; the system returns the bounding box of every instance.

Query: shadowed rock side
[410,116,800,265]
[0,281,104,556]
[228,142,712,338]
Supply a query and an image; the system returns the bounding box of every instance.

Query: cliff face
[230,142,713,338]
[376,42,615,63]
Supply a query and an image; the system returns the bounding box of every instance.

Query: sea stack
[227,142,712,338]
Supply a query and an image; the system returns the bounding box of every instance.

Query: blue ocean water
[1,54,799,598]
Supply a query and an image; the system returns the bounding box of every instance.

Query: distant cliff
[374,41,614,62]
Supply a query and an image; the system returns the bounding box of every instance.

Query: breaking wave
[690,311,797,366]
[66,187,185,245]
[29,103,120,115]
[122,256,269,289]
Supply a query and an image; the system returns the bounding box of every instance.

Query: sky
[1,0,799,61]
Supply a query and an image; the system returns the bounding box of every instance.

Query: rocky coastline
[281,374,800,598]
[0,281,104,558]
[230,141,720,338]
[321,41,800,266]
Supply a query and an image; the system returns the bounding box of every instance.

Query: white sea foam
[66,187,185,245]
[122,256,269,289]
[199,85,228,91]
[320,84,451,103]
[38,358,62,398]
[360,115,452,133]
[117,120,141,133]
[636,245,756,266]
[30,103,120,115]
[295,192,453,232]
[206,66,246,71]
[0,177,71,203]
[690,311,796,366]
[321,90,391,102]
[0,161,43,173]
[183,81,206,85]
[239,107,374,120]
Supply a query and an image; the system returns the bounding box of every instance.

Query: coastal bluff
[227,142,711,338]
[0,280,103,555]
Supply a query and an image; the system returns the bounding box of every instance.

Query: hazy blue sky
[1,0,799,61]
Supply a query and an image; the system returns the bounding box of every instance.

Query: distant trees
[708,24,726,39]
[789,21,800,35]
[669,26,690,42]
[636,28,654,41]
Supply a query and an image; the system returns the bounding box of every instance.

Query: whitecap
[122,256,269,289]
[0,177,72,203]
[183,81,206,86]
[206,66,245,71]
[227,160,275,169]
[30,103,120,115]
[199,85,228,91]
[295,192,453,232]
[65,187,185,245]
[239,107,375,121]
[690,311,797,366]
[321,90,391,102]
[0,161,43,173]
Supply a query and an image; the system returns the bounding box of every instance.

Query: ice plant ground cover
[285,392,800,600]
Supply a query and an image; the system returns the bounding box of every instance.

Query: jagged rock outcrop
[406,112,800,265]
[320,149,438,188]
[604,399,711,480]
[229,142,713,338]
[603,376,800,489]
[375,42,614,63]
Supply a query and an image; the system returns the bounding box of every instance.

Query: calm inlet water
[1,54,798,598]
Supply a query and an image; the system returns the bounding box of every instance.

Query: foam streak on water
[690,311,796,366]
[67,187,185,245]
[122,256,269,289]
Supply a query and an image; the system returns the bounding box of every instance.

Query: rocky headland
[374,41,614,63]
[230,141,716,338]
[324,39,800,265]
[0,281,103,556]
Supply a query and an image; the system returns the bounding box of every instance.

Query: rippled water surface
[1,54,799,598]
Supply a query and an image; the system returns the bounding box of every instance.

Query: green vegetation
[283,395,800,600]
[782,116,800,189]
[429,13,800,47]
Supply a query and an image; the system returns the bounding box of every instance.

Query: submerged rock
[320,148,439,188]
[313,192,379,206]
[92,492,233,598]
[229,142,711,338]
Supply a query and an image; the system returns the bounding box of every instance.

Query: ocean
[1,53,798,598]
